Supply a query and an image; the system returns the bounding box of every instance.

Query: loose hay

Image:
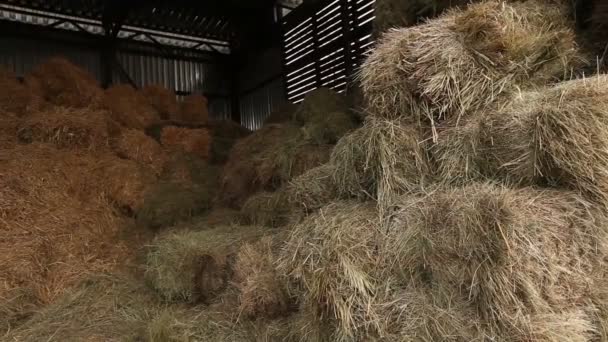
[286,163,339,213]
[141,84,179,120]
[360,0,582,136]
[263,102,298,125]
[240,191,293,228]
[330,117,430,213]
[101,157,157,213]
[160,125,212,160]
[104,84,160,130]
[160,152,219,187]
[373,0,470,35]
[179,94,209,123]
[208,119,251,164]
[17,106,111,149]
[144,225,268,303]
[294,87,349,125]
[111,128,167,175]
[276,143,332,182]
[303,110,358,145]
[0,66,34,115]
[25,57,103,109]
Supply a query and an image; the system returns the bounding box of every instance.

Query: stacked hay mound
[141,84,179,120]
[208,119,251,164]
[262,102,298,125]
[104,84,160,130]
[111,128,167,175]
[0,66,36,115]
[178,94,209,124]
[25,57,103,109]
[277,1,608,341]
[160,125,212,160]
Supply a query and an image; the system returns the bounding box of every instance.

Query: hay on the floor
[141,84,179,120]
[25,57,103,109]
[144,225,268,303]
[0,66,35,115]
[239,191,293,228]
[0,144,135,307]
[263,102,298,125]
[360,0,582,136]
[160,126,212,160]
[17,106,111,149]
[286,163,338,213]
[389,183,607,339]
[104,84,160,130]
[234,236,291,319]
[330,117,430,213]
[111,128,167,175]
[479,75,608,206]
[101,157,157,213]
[178,94,209,124]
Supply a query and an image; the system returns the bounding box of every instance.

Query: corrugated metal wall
[240,78,285,130]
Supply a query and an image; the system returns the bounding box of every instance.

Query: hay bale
[160,152,219,187]
[160,126,212,160]
[101,157,157,213]
[208,119,251,164]
[330,117,431,213]
[239,191,293,228]
[17,106,111,149]
[25,57,103,109]
[277,142,332,182]
[0,66,34,115]
[178,94,209,124]
[144,225,268,303]
[234,236,291,319]
[303,110,358,145]
[141,84,179,120]
[389,183,607,339]
[104,84,160,130]
[479,75,608,206]
[111,128,167,175]
[286,163,339,213]
[294,88,348,124]
[360,0,582,136]
[263,102,298,125]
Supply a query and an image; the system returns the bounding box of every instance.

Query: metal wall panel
[240,77,286,130]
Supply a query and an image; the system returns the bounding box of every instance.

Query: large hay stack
[178,94,209,124]
[104,84,160,130]
[0,66,35,115]
[141,84,179,120]
[160,126,212,160]
[111,128,167,175]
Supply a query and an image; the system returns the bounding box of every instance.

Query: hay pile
[0,66,34,115]
[373,0,470,35]
[208,119,251,164]
[160,125,212,160]
[263,102,298,125]
[111,128,167,175]
[25,57,103,109]
[104,84,160,130]
[361,0,582,138]
[141,84,179,120]
[286,164,338,213]
[239,190,293,228]
[178,94,209,123]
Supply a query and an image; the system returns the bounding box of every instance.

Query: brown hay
[286,163,339,213]
[479,75,608,206]
[104,84,160,130]
[208,119,251,164]
[360,0,582,137]
[234,236,291,319]
[141,84,179,120]
[160,126,212,160]
[25,57,103,109]
[278,143,332,182]
[160,152,219,188]
[101,157,157,213]
[17,106,111,150]
[0,143,136,307]
[263,102,298,125]
[111,128,167,175]
[178,94,209,124]
[330,116,431,213]
[239,191,293,228]
[144,225,268,303]
[389,183,607,340]
[294,87,348,124]
[303,110,358,145]
[198,207,241,227]
[0,66,35,115]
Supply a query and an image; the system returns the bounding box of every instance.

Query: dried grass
[141,84,179,120]
[160,152,219,187]
[303,110,358,145]
[360,0,582,138]
[160,126,212,160]
[178,94,209,123]
[294,87,348,124]
[263,102,298,125]
[240,191,293,228]
[198,207,241,227]
[111,128,167,175]
[17,106,111,150]
[286,163,339,214]
[209,119,251,164]
[101,157,158,213]
[25,57,103,109]
[373,0,470,35]
[144,225,268,303]
[0,66,35,115]
[104,84,160,130]
[330,117,431,214]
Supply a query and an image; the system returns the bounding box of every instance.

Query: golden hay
[178,94,209,124]
[239,191,293,228]
[0,66,34,115]
[286,163,339,213]
[104,84,160,130]
[160,125,212,160]
[17,106,111,149]
[389,183,607,340]
[234,236,291,319]
[360,0,582,137]
[141,84,179,120]
[479,75,608,206]
[263,102,298,125]
[25,57,103,109]
[111,128,167,175]
[100,157,157,213]
[144,225,268,303]
[330,116,430,213]
[0,143,136,307]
